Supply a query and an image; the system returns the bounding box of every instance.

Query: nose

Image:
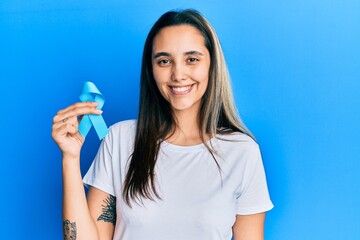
[171,62,187,81]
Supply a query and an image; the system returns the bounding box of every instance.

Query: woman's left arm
[232,212,266,240]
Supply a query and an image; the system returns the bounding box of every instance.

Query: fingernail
[97,110,103,114]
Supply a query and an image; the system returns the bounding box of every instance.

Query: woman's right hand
[51,102,102,160]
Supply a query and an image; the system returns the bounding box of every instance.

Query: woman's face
[152,25,210,115]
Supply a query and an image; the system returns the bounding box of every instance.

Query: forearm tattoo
[63,220,77,240]
[97,195,116,226]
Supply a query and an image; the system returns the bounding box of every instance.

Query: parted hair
[123,9,253,206]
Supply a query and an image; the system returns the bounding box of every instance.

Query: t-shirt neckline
[161,137,216,151]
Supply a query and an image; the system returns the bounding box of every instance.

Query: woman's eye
[158,59,170,65]
[187,57,198,63]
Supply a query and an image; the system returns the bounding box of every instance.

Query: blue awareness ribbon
[78,82,109,140]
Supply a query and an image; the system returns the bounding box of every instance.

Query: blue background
[1,0,359,239]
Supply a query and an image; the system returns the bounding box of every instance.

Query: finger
[61,107,102,123]
[54,102,98,122]
[53,105,102,123]
[52,115,79,130]
[57,102,98,115]
[55,102,98,118]
[52,123,79,142]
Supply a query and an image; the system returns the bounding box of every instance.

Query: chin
[170,101,200,113]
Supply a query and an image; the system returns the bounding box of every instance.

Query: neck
[166,107,210,146]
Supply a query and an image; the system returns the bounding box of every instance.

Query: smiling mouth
[169,84,194,95]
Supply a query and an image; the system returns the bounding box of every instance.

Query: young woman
[52,9,273,240]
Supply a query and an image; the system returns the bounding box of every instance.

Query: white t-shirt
[83,120,273,240]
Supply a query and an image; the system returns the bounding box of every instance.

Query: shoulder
[103,119,137,145]
[108,119,137,133]
[215,132,259,152]
[214,132,261,166]
[214,133,264,178]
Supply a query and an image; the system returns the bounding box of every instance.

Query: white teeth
[172,85,191,93]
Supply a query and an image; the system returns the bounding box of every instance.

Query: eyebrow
[152,51,204,59]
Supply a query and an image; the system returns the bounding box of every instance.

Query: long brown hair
[123,9,253,206]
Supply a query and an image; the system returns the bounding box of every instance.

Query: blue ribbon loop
[78,82,109,140]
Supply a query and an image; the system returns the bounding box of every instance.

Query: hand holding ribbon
[78,82,109,140]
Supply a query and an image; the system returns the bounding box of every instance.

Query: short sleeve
[83,132,116,196]
[235,145,274,215]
